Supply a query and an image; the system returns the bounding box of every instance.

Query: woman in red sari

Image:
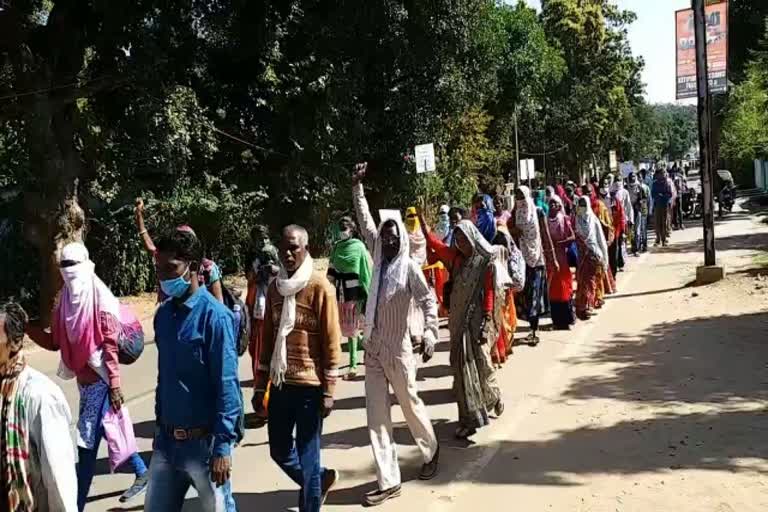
[607,189,627,278]
[546,196,576,329]
[573,197,610,319]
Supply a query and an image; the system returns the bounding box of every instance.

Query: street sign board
[609,150,618,172]
[519,159,535,181]
[675,1,728,99]
[378,209,403,226]
[414,143,436,173]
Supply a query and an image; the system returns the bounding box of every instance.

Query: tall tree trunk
[10,2,89,326]
[22,102,86,327]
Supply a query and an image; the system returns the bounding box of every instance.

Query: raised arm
[351,163,378,251]
[420,212,459,269]
[135,198,157,255]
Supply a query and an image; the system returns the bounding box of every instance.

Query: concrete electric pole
[692,0,724,283]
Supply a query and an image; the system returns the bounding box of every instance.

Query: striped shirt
[353,184,438,359]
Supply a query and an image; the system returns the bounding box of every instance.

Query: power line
[518,143,569,157]
[211,126,292,160]
[0,75,116,102]
[211,125,359,167]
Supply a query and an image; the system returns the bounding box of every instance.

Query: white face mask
[338,231,352,241]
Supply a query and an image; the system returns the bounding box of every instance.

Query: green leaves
[0,0,661,305]
[722,29,768,160]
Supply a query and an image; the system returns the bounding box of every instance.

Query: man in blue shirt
[651,168,674,247]
[144,229,242,512]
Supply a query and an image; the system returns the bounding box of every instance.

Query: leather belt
[163,425,210,441]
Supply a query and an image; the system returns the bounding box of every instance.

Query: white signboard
[519,158,535,181]
[378,209,403,226]
[414,143,436,173]
[619,161,636,178]
[609,150,618,172]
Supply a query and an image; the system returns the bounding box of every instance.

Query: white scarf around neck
[270,254,314,387]
[363,217,410,341]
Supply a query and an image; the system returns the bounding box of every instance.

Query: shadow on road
[474,408,767,487]
[563,311,768,405]
[469,311,768,487]
[655,230,768,256]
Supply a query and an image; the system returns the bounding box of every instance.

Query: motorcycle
[715,170,735,218]
[691,192,703,220]
[717,185,735,217]
[682,188,697,219]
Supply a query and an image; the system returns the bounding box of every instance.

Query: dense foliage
[722,24,768,161]
[0,0,665,309]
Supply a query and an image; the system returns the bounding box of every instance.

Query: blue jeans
[76,396,147,512]
[268,385,326,512]
[144,432,231,512]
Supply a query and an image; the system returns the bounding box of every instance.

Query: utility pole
[514,105,520,187]
[693,0,723,282]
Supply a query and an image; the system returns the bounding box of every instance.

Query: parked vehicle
[682,188,697,218]
[691,191,703,220]
[715,169,735,217]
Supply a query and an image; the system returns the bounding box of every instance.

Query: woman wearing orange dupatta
[491,223,518,365]
[582,184,615,304]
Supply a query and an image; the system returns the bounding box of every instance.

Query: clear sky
[518,0,694,105]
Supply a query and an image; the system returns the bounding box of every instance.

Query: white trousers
[365,350,438,490]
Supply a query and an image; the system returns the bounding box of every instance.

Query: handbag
[102,406,139,473]
[117,304,144,365]
[507,247,526,292]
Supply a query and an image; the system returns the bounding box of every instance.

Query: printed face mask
[160,266,191,298]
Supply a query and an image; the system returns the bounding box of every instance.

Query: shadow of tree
[563,312,768,405]
[451,310,768,488]
[655,230,768,255]
[476,408,767,487]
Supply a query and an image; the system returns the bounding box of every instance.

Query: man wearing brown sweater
[254,224,342,512]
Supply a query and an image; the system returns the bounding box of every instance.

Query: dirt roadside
[396,204,768,511]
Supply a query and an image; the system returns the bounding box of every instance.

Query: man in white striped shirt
[351,163,440,507]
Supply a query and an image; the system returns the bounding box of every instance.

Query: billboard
[675,1,728,100]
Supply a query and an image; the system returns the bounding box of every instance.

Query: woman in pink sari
[547,196,576,329]
[28,242,148,510]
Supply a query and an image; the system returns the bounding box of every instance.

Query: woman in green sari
[328,215,372,379]
[423,218,505,439]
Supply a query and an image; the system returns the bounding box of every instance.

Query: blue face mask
[160,266,191,298]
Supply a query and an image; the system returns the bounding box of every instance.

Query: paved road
[28,202,768,511]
